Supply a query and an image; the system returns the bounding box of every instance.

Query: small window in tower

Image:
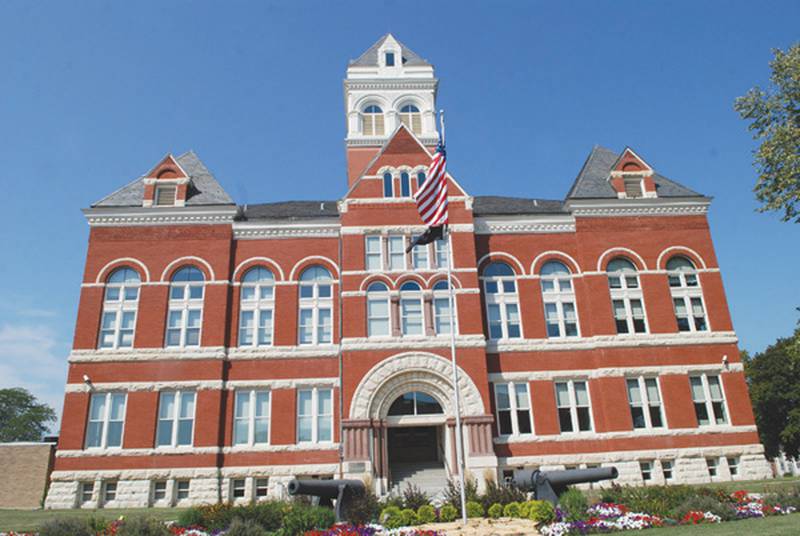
[623,177,644,198]
[155,185,177,206]
[385,52,395,66]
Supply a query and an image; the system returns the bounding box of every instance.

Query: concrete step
[390,462,450,499]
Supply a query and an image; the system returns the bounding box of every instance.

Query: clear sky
[1,1,798,426]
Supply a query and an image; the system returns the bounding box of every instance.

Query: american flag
[414,142,448,227]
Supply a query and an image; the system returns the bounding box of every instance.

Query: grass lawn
[645,515,800,535]
[0,507,187,532]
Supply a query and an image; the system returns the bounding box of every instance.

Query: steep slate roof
[472,196,565,216]
[349,33,431,67]
[239,201,339,220]
[92,151,234,207]
[566,146,704,199]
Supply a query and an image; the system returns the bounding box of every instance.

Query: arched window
[99,267,141,349]
[400,171,411,197]
[166,266,205,347]
[399,104,422,134]
[417,171,426,189]
[432,280,454,335]
[367,282,390,337]
[298,265,333,345]
[540,261,578,338]
[482,262,521,340]
[606,258,647,334]
[383,172,394,198]
[362,105,384,136]
[388,391,443,416]
[399,281,424,336]
[239,267,275,346]
[666,256,708,332]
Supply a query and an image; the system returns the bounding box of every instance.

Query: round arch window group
[360,102,423,136]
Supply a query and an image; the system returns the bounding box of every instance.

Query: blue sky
[1,1,798,425]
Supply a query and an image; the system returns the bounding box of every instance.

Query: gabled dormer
[142,154,191,207]
[608,147,658,199]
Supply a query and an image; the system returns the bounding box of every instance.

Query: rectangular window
[367,296,390,336]
[152,480,167,501]
[156,391,196,447]
[299,306,332,345]
[494,382,533,436]
[166,308,202,347]
[176,480,190,500]
[673,296,708,332]
[706,457,718,477]
[255,478,269,499]
[661,460,674,480]
[612,298,647,334]
[233,390,270,446]
[727,456,739,477]
[640,461,653,481]
[80,482,94,504]
[690,374,728,426]
[388,236,406,270]
[102,481,117,503]
[626,377,664,429]
[86,392,126,449]
[623,177,643,198]
[155,185,177,206]
[434,297,452,335]
[434,238,449,268]
[99,310,136,349]
[385,52,395,66]
[231,478,246,499]
[543,301,579,338]
[401,298,424,336]
[297,388,333,443]
[555,380,592,433]
[365,236,382,271]
[412,243,429,270]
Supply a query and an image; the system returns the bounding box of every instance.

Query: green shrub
[439,503,458,522]
[671,495,736,522]
[558,488,588,522]
[380,505,403,529]
[344,489,381,525]
[38,517,94,536]
[116,516,171,536]
[487,503,503,519]
[443,477,480,508]
[399,508,419,526]
[417,504,436,524]
[518,500,532,518]
[480,479,527,511]
[466,500,484,518]
[177,503,235,531]
[601,483,698,518]
[177,507,206,528]
[528,500,555,524]
[225,518,267,536]
[278,504,336,536]
[503,501,521,518]
[402,483,430,511]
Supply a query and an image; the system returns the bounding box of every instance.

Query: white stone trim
[486,331,738,353]
[232,257,286,282]
[225,378,339,389]
[494,425,756,445]
[160,256,216,282]
[530,251,583,275]
[656,245,709,270]
[342,335,486,351]
[474,215,575,235]
[94,258,152,283]
[227,346,339,359]
[288,255,340,280]
[341,223,473,235]
[475,252,525,275]
[596,247,648,272]
[57,447,221,458]
[342,196,470,206]
[66,380,224,393]
[220,444,340,454]
[83,207,237,227]
[234,222,340,240]
[566,199,710,218]
[488,362,743,383]
[69,347,227,363]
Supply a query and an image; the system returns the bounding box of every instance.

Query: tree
[734,43,800,222]
[743,327,800,458]
[0,388,57,442]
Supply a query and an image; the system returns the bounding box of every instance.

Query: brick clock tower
[45,35,769,509]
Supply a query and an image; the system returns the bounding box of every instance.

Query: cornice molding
[566,199,711,218]
[344,79,438,91]
[474,215,576,235]
[488,362,744,382]
[233,225,340,240]
[83,207,237,227]
[486,331,738,353]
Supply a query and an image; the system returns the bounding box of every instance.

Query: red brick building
[45,34,769,509]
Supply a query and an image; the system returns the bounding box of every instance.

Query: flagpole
[440,110,468,526]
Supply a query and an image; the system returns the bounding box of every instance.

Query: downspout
[337,206,345,479]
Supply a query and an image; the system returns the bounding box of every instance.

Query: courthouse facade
[46,35,770,509]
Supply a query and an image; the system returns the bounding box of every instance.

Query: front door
[387,426,439,463]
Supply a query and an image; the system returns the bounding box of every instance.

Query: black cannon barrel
[542,467,618,486]
[287,479,365,499]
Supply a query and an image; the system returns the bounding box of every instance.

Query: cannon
[287,479,366,522]
[531,467,618,505]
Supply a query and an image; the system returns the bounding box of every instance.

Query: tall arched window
[383,172,394,198]
[399,104,422,134]
[400,171,411,197]
[362,105,384,136]
[417,171,426,189]
[399,281,424,336]
[239,267,275,346]
[298,265,333,345]
[666,256,708,332]
[366,282,390,337]
[432,280,454,335]
[607,258,647,334]
[540,261,578,338]
[99,267,140,349]
[167,266,205,347]
[482,262,521,340]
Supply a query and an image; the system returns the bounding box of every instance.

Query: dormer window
[155,185,177,206]
[385,52,395,66]
[623,176,644,198]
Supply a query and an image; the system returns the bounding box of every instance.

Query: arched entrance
[344,352,492,495]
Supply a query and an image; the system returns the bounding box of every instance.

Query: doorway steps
[389,461,450,499]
